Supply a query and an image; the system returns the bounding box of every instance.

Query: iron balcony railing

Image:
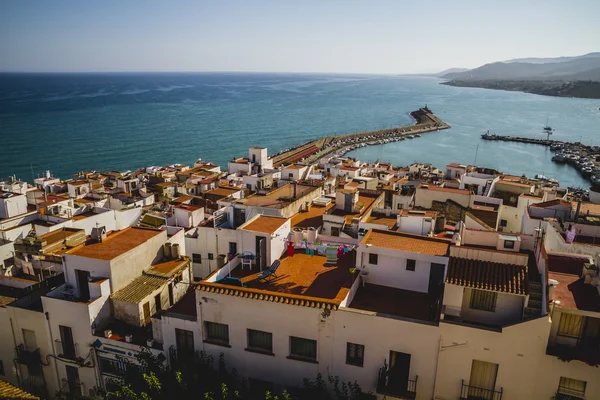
[554,393,585,400]
[460,379,503,400]
[15,344,42,365]
[554,383,586,400]
[20,374,47,398]
[376,366,417,399]
[55,339,79,360]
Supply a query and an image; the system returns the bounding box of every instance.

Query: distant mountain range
[439,53,600,99]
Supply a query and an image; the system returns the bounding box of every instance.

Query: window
[368,253,378,265]
[247,329,273,354]
[345,342,364,367]
[397,204,402,210]
[59,325,76,359]
[22,329,38,351]
[289,336,317,362]
[504,240,515,249]
[99,357,122,377]
[204,321,229,346]
[557,377,586,399]
[499,219,507,227]
[192,253,202,264]
[406,259,416,271]
[469,289,497,312]
[558,313,584,338]
[208,253,214,261]
[176,328,195,354]
[288,173,293,178]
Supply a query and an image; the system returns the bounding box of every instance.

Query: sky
[1,0,599,74]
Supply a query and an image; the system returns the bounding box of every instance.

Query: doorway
[255,236,267,270]
[75,269,90,301]
[428,263,446,297]
[388,351,410,393]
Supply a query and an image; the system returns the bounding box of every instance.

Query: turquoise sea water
[1,73,599,187]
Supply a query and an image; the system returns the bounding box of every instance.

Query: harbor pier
[271,107,450,167]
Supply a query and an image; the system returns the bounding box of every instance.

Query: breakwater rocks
[272,107,450,167]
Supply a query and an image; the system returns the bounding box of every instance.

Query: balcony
[55,339,79,360]
[554,390,585,400]
[460,380,503,400]
[15,344,41,365]
[547,336,600,367]
[376,366,417,399]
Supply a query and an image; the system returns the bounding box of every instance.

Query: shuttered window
[469,289,497,312]
[557,313,584,338]
[247,329,273,353]
[557,377,586,399]
[205,321,229,346]
[345,342,364,367]
[289,336,317,361]
[469,359,499,395]
[22,329,38,351]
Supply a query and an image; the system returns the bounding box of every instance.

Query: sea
[1,72,599,188]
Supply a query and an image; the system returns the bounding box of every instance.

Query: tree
[105,347,365,400]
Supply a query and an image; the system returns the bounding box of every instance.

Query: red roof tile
[446,257,527,294]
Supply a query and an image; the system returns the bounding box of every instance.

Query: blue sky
[1,0,599,73]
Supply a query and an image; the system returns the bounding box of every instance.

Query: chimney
[91,226,107,243]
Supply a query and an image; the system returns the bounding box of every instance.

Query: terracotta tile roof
[417,184,470,195]
[446,257,527,295]
[0,379,39,399]
[446,163,466,168]
[340,167,359,171]
[361,229,450,256]
[241,215,288,234]
[111,274,168,304]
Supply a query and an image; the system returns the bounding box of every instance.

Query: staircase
[483,180,492,196]
[524,281,543,321]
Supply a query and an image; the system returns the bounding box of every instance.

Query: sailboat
[543,116,553,133]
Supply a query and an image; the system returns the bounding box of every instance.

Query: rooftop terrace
[68,227,163,260]
[548,254,600,312]
[202,251,355,305]
[235,183,319,209]
[349,283,440,322]
[239,215,289,234]
[361,229,450,256]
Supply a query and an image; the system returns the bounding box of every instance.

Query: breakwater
[271,107,450,167]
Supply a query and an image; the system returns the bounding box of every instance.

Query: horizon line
[0,70,447,76]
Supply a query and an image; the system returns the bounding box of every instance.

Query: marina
[481,131,600,194]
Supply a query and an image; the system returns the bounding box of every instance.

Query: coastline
[441,79,600,99]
